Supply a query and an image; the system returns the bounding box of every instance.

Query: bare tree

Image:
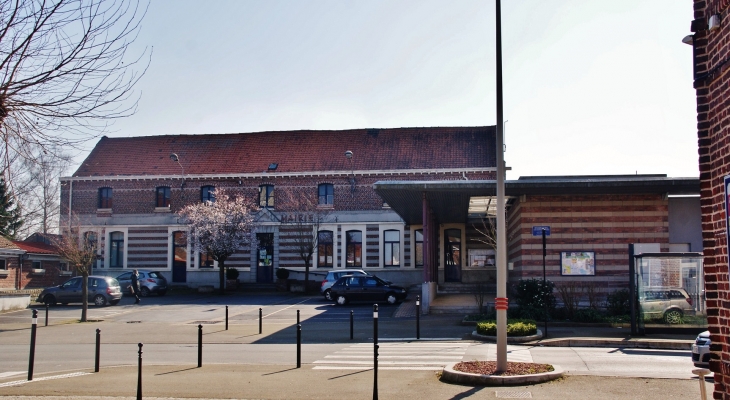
[0,0,150,178]
[281,193,331,293]
[53,226,97,322]
[178,190,258,295]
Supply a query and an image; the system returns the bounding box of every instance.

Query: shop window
[201,186,216,203]
[98,187,112,209]
[346,230,362,267]
[259,185,274,208]
[156,187,171,207]
[383,230,400,266]
[415,229,424,267]
[318,230,333,267]
[318,184,334,205]
[109,231,124,268]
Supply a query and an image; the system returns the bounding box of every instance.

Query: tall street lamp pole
[494,0,508,373]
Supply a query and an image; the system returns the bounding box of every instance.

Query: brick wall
[0,257,69,289]
[692,1,730,398]
[506,194,669,292]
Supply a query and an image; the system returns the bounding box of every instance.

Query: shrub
[275,268,290,280]
[476,319,537,337]
[513,278,555,321]
[226,267,239,280]
[606,289,630,316]
[573,308,605,323]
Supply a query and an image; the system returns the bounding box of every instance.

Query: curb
[470,329,544,343]
[441,362,564,386]
[525,338,692,350]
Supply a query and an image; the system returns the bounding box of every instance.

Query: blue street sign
[532,226,551,236]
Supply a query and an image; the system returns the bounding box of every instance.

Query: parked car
[692,330,711,367]
[37,276,122,306]
[320,269,370,301]
[639,288,695,324]
[116,270,168,297]
[329,274,407,305]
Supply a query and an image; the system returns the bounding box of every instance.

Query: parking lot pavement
[0,364,709,400]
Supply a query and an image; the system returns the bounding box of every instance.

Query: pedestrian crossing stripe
[313,341,470,371]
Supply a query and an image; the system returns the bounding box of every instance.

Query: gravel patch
[454,361,554,376]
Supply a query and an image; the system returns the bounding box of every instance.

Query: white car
[692,330,711,367]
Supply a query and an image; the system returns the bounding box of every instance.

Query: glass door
[444,229,462,282]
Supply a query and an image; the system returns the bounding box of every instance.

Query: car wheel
[140,287,151,297]
[386,293,398,305]
[157,290,166,296]
[109,300,120,306]
[93,294,107,307]
[664,309,683,324]
[43,295,57,306]
[336,295,347,305]
[324,290,333,301]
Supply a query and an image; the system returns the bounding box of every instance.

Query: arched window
[109,231,124,268]
[346,230,362,267]
[383,230,400,267]
[317,230,334,268]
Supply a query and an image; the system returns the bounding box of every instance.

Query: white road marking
[0,372,92,388]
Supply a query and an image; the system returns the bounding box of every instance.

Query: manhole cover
[126,321,142,324]
[190,321,221,324]
[495,391,532,399]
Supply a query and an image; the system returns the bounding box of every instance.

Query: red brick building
[0,234,69,290]
[690,0,730,397]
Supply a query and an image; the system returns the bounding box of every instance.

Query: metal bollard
[225,306,229,331]
[197,324,203,367]
[416,295,420,340]
[373,304,379,400]
[693,368,710,400]
[296,323,302,368]
[259,308,263,334]
[137,343,143,400]
[350,310,354,340]
[45,304,49,327]
[297,309,300,325]
[95,329,101,372]
[28,309,38,381]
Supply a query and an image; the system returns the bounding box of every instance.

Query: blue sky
[98,0,697,179]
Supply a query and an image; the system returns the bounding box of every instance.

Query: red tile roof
[13,241,58,255]
[73,126,496,177]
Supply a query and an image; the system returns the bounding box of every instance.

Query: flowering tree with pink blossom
[178,191,258,295]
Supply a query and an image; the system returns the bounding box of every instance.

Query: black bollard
[95,329,101,372]
[197,324,203,368]
[45,304,49,327]
[259,308,262,334]
[350,310,354,340]
[28,309,38,381]
[225,305,229,331]
[416,295,420,340]
[137,343,143,400]
[296,323,302,368]
[373,304,379,400]
[297,309,300,325]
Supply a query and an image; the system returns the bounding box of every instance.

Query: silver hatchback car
[116,270,168,297]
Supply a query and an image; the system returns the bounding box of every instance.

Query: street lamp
[495,0,508,373]
[345,150,355,195]
[170,153,185,189]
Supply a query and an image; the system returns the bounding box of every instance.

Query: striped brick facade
[507,194,669,291]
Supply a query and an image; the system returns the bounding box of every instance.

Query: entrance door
[172,231,187,283]
[444,229,462,282]
[257,233,274,283]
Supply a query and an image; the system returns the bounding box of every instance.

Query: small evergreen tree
[0,178,23,238]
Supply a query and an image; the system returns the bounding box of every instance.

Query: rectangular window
[0,259,5,270]
[383,230,400,266]
[415,229,424,267]
[346,230,362,267]
[201,186,216,203]
[32,261,42,269]
[259,185,274,208]
[59,262,69,271]
[156,187,171,208]
[110,231,124,268]
[98,187,112,209]
[317,230,334,268]
[318,184,334,205]
[200,252,214,268]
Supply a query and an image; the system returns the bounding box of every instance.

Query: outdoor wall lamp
[170,153,186,189]
[345,150,355,195]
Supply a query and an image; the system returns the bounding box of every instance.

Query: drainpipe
[68,180,73,232]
